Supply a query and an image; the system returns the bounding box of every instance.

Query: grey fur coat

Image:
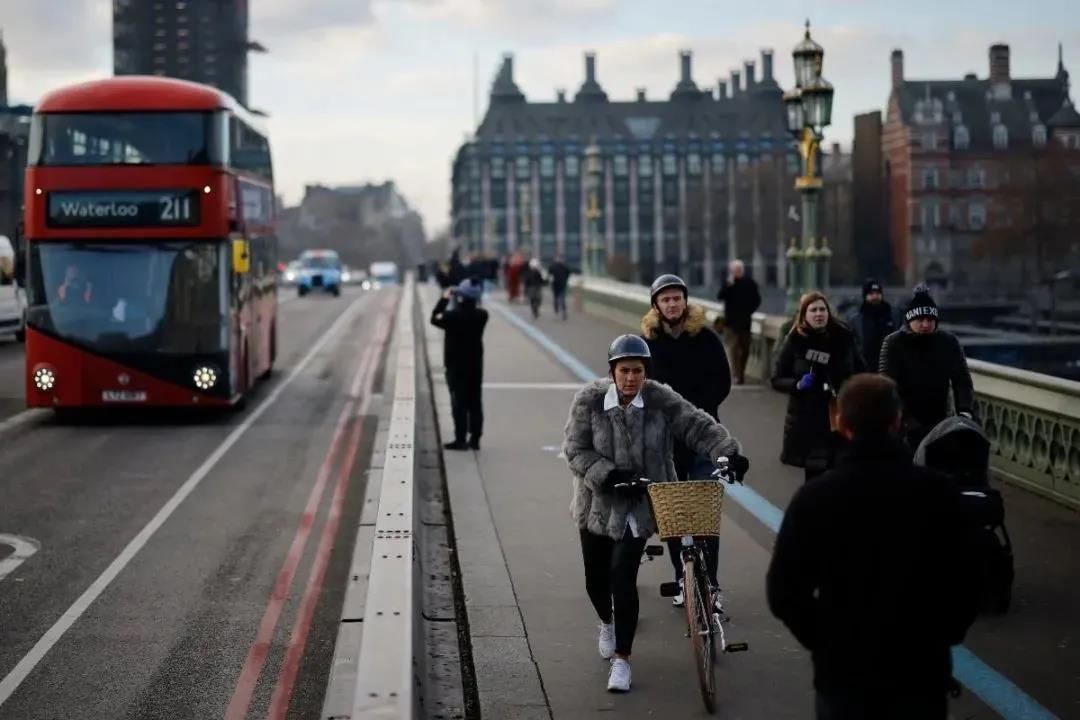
[562,378,739,540]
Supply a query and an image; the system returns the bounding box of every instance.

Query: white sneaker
[597,621,615,659]
[672,578,685,608]
[607,658,631,692]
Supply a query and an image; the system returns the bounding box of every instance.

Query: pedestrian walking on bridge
[767,373,980,720]
[771,291,866,482]
[879,285,974,450]
[562,334,745,694]
[431,279,488,450]
[641,273,732,605]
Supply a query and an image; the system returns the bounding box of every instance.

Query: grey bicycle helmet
[649,274,688,305]
[607,334,652,364]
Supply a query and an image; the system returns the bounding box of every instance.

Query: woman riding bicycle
[562,334,746,693]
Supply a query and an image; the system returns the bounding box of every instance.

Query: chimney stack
[680,50,692,82]
[832,142,841,156]
[557,89,566,103]
[761,49,774,82]
[891,49,904,89]
[636,87,647,102]
[730,69,741,94]
[989,44,1010,84]
[744,60,756,88]
[585,52,597,83]
[503,53,515,81]
[717,79,728,99]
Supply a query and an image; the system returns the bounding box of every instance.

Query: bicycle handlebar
[612,456,742,489]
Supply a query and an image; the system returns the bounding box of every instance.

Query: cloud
[401,0,624,36]
[1,2,112,102]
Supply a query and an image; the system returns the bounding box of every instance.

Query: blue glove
[796,371,816,391]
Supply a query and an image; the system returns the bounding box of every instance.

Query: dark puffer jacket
[771,324,866,467]
[879,328,974,448]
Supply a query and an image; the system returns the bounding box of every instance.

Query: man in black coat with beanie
[879,285,974,449]
[767,374,979,720]
[431,279,489,450]
[847,279,896,368]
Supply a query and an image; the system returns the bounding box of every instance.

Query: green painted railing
[573,277,1080,511]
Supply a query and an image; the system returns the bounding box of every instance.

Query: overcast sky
[0,0,1076,236]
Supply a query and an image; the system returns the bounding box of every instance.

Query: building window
[968,167,985,189]
[923,167,939,190]
[954,125,970,150]
[565,156,579,177]
[205,54,216,63]
[1033,125,1047,148]
[177,28,189,37]
[613,155,628,176]
[662,153,677,176]
[686,153,702,176]
[539,155,555,178]
[712,153,726,175]
[786,153,799,175]
[153,42,167,51]
[993,125,1008,150]
[154,55,166,65]
[736,153,749,169]
[177,55,190,64]
[921,132,937,151]
[922,201,940,228]
[176,0,187,7]
[638,155,653,177]
[178,42,189,50]
[490,159,504,179]
[515,156,530,179]
[155,28,167,37]
[969,201,987,230]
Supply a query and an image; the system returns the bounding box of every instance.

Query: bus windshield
[29,112,219,166]
[26,241,227,354]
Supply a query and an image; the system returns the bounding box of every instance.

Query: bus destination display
[47,190,200,228]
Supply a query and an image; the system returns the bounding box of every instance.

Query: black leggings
[447,368,483,442]
[667,536,720,587]
[580,527,647,656]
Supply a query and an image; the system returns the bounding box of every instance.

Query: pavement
[423,284,1080,720]
[0,285,392,720]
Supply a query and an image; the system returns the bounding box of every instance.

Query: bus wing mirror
[232,238,251,274]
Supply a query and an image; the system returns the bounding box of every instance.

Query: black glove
[601,467,638,495]
[716,453,749,483]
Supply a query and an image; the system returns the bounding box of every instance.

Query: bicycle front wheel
[683,556,717,713]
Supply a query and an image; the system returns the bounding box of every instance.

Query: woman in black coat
[772,291,867,481]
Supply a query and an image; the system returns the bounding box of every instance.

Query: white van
[0,235,26,340]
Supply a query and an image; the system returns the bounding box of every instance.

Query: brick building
[450,51,803,289]
[877,43,1078,287]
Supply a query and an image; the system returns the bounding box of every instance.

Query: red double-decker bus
[23,76,277,408]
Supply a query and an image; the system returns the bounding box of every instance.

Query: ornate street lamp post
[783,20,835,313]
[584,140,604,277]
[518,181,531,254]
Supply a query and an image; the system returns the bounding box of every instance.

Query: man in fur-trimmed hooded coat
[641,303,732,477]
[563,378,739,540]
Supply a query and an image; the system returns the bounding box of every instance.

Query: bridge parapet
[574,277,1080,511]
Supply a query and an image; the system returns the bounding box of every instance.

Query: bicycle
[617,457,749,713]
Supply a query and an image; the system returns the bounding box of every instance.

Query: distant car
[0,235,26,341]
[296,250,343,297]
[281,260,302,286]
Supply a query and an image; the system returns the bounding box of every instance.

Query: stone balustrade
[573,277,1080,511]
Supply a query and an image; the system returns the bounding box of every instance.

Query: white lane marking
[0,292,373,709]
[0,535,40,584]
[483,382,583,390]
[0,410,51,440]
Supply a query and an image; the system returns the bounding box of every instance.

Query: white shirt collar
[604,382,644,411]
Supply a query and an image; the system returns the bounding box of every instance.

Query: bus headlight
[33,367,56,391]
[193,366,218,391]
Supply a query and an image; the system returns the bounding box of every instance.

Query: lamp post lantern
[784,20,835,313]
[584,140,604,277]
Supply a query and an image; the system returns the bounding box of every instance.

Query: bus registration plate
[102,390,148,403]
[48,190,200,228]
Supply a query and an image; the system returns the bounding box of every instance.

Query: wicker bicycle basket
[647,480,725,539]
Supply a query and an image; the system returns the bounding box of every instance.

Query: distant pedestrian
[430,279,488,451]
[523,257,546,319]
[716,260,761,385]
[771,291,866,481]
[506,250,525,302]
[846,279,896,368]
[767,373,980,720]
[640,273,732,605]
[548,255,572,320]
[563,334,745,694]
[879,284,974,449]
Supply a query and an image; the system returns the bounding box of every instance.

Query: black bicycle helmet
[649,274,688,304]
[607,334,652,364]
